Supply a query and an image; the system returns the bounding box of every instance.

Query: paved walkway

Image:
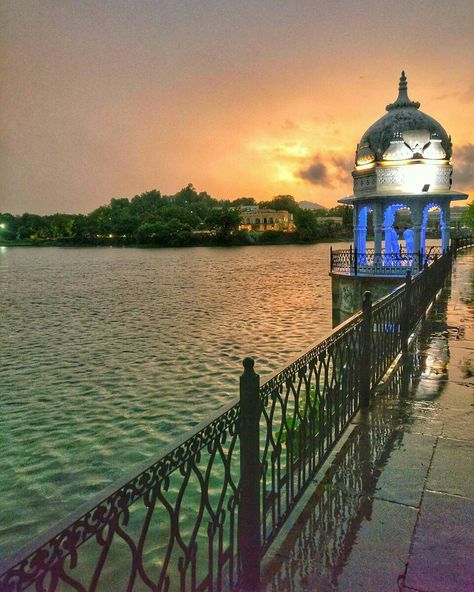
[262,249,474,592]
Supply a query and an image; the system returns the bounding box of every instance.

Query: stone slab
[436,380,474,410]
[373,432,435,507]
[440,408,474,441]
[404,491,474,592]
[427,438,474,498]
[333,498,417,592]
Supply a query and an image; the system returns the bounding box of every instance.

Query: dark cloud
[453,143,474,187]
[298,163,329,186]
[331,154,354,182]
[298,153,354,187]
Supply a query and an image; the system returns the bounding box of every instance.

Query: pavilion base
[331,272,405,327]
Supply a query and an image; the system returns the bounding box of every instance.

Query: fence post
[354,246,358,276]
[401,270,412,353]
[359,291,373,408]
[330,246,333,272]
[238,357,261,590]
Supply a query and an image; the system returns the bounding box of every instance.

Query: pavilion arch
[420,202,449,254]
[383,203,414,256]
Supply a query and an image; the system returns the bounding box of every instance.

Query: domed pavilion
[340,71,467,262]
[330,71,468,325]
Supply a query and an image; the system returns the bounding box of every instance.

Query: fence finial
[242,357,255,372]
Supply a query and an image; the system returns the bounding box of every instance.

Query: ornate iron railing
[330,246,444,275]
[266,355,423,592]
[452,234,474,252]
[1,240,471,592]
[259,313,364,550]
[0,404,242,592]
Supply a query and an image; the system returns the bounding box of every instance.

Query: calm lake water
[0,243,341,556]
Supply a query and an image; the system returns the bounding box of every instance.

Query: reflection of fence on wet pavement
[0,239,472,592]
[265,357,421,592]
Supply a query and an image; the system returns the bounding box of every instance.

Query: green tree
[87,206,113,236]
[206,208,241,242]
[159,205,200,229]
[294,209,321,242]
[130,190,164,221]
[230,197,256,207]
[0,213,16,240]
[327,205,353,226]
[462,202,474,231]
[259,195,299,214]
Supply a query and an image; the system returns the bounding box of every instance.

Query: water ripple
[0,244,337,556]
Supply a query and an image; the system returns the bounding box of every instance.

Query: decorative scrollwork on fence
[259,319,363,549]
[0,404,241,592]
[331,247,443,276]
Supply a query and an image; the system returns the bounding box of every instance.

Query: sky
[1,0,473,215]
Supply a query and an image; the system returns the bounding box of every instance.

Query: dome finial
[386,70,420,111]
[399,70,407,91]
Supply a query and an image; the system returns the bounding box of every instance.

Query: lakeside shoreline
[0,236,352,249]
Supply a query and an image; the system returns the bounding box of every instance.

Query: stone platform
[262,250,474,592]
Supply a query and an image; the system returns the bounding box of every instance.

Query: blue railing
[330,246,444,275]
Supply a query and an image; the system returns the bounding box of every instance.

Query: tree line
[0,184,354,247]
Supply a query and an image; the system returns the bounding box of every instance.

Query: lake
[0,243,340,556]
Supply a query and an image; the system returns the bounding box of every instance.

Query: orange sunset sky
[1,1,473,215]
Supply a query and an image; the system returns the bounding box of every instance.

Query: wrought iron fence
[265,355,422,592]
[452,234,474,253]
[259,313,364,551]
[0,239,471,592]
[0,403,242,592]
[330,246,444,275]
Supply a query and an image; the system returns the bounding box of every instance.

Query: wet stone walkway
[262,250,474,592]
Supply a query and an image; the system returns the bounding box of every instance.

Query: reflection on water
[263,279,457,592]
[0,244,336,556]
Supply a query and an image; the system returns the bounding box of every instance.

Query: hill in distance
[298,200,327,210]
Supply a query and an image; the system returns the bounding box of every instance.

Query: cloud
[298,153,354,187]
[453,143,474,187]
[330,154,354,182]
[298,162,329,185]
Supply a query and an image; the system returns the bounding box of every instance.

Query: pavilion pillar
[412,204,423,255]
[383,205,393,256]
[373,203,383,254]
[441,202,451,252]
[353,206,359,251]
[355,225,367,254]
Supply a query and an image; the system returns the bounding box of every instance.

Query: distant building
[238,206,295,232]
[317,216,343,225]
[450,205,468,223]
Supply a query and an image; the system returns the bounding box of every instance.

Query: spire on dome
[386,70,420,111]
